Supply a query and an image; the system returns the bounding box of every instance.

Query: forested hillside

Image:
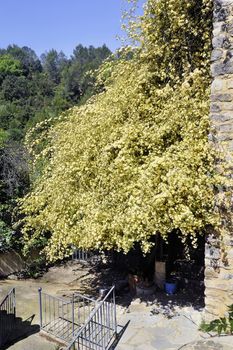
[0,44,111,141]
[0,44,111,251]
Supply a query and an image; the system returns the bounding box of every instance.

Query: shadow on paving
[1,314,40,350]
[76,258,204,312]
[144,287,204,309]
[52,256,204,323]
[109,321,130,350]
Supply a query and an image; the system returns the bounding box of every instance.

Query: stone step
[0,310,40,349]
[7,333,56,350]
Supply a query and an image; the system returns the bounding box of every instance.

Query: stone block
[205,302,227,317]
[211,62,225,76]
[205,277,231,290]
[211,78,225,91]
[217,132,233,141]
[219,254,233,267]
[205,245,221,260]
[210,103,221,112]
[205,287,226,298]
[211,112,233,123]
[215,122,233,132]
[213,20,225,33]
[214,7,230,23]
[212,60,233,76]
[226,20,233,36]
[227,248,233,259]
[206,234,221,247]
[211,93,233,101]
[205,293,229,311]
[204,310,219,321]
[221,101,233,110]
[211,49,223,62]
[212,35,228,49]
[225,59,233,73]
[205,294,226,304]
[226,79,233,88]
[205,266,219,279]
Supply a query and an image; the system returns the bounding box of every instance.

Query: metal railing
[38,289,97,343]
[0,288,16,347]
[71,248,113,266]
[66,286,117,350]
[72,249,91,262]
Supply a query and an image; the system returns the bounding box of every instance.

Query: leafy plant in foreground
[200,305,233,335]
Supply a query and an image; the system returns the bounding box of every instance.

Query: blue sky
[1,0,145,58]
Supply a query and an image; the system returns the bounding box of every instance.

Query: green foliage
[3,45,42,75]
[200,305,233,335]
[41,49,67,84]
[0,141,29,252]
[23,256,46,279]
[0,55,23,80]
[57,44,111,105]
[0,218,14,251]
[139,0,213,84]
[19,0,221,261]
[0,44,111,142]
[0,128,8,147]
[0,44,111,254]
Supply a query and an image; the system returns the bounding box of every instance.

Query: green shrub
[200,305,233,335]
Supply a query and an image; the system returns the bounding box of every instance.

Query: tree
[60,45,111,104]
[0,55,23,82]
[0,128,8,147]
[0,140,29,251]
[1,75,30,101]
[41,49,67,84]
[0,42,111,254]
[6,45,42,75]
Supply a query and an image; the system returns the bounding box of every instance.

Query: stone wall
[205,0,233,319]
[0,250,26,277]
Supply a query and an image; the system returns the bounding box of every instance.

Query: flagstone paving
[180,339,233,350]
[1,262,233,349]
[116,299,233,350]
[7,334,57,350]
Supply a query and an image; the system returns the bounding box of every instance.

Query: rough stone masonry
[205,0,233,318]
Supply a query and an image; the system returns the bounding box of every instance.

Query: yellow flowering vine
[20,0,220,261]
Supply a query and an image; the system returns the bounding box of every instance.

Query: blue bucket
[165,281,177,295]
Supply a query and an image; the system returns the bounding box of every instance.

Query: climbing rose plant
[20,0,219,261]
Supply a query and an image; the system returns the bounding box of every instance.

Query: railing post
[72,293,75,337]
[113,286,117,336]
[71,293,75,350]
[38,288,43,329]
[13,288,16,318]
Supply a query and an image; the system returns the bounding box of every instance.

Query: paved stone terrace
[0,262,232,349]
[116,298,233,350]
